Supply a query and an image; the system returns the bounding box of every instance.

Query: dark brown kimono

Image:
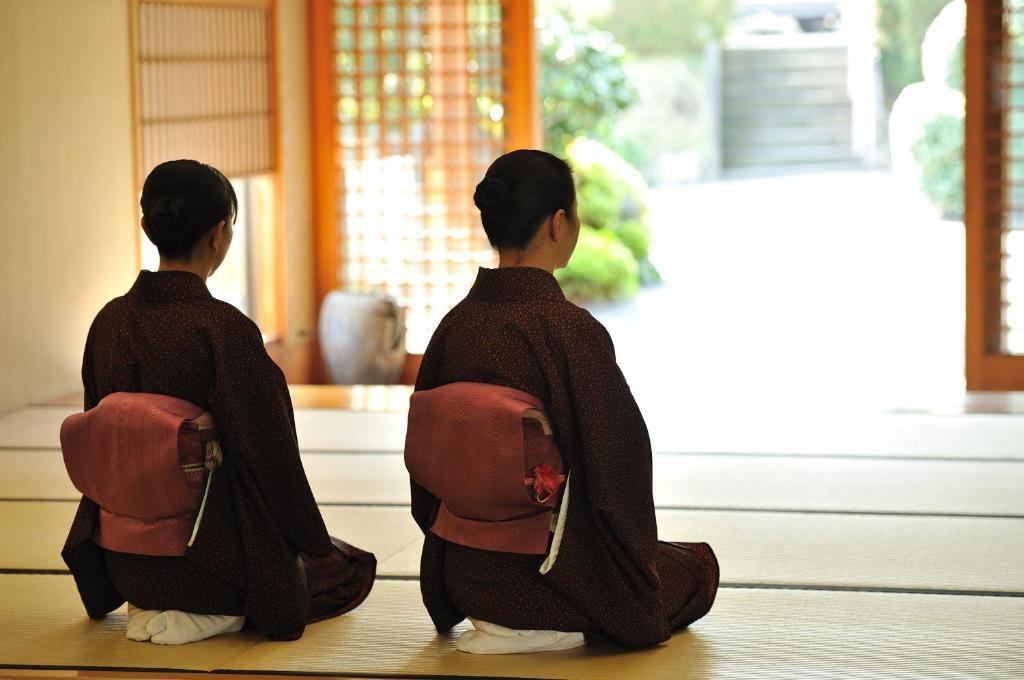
[62,270,375,641]
[411,266,718,649]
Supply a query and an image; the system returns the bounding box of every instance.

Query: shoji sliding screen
[310,0,538,352]
[132,0,282,337]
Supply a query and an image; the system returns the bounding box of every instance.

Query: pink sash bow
[405,382,566,555]
[60,392,220,557]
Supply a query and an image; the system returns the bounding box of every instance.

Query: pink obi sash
[60,392,222,557]
[404,382,566,555]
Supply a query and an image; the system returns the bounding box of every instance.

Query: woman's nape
[139,159,238,282]
[474,149,580,274]
[154,218,233,283]
[496,202,580,273]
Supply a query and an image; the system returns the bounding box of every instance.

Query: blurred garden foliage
[539,1,726,181]
[597,0,734,56]
[904,1,966,220]
[609,57,715,185]
[555,138,661,301]
[538,2,729,301]
[877,0,950,107]
[538,13,638,154]
[911,113,963,220]
[568,137,648,230]
[555,226,640,302]
[538,1,729,171]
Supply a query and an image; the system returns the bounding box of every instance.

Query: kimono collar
[467,267,566,303]
[127,270,213,302]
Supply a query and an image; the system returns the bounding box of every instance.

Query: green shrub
[636,258,663,287]
[911,112,964,220]
[906,3,969,220]
[566,137,649,231]
[913,106,1024,221]
[598,0,734,57]
[604,134,655,182]
[877,0,950,106]
[556,226,639,302]
[562,137,662,297]
[615,219,650,260]
[946,38,964,92]
[575,165,623,230]
[614,220,664,285]
[539,14,638,153]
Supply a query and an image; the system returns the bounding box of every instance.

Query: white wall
[0,0,138,413]
[0,0,317,413]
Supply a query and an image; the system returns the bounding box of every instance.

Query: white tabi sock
[144,609,245,645]
[126,604,162,642]
[456,618,586,654]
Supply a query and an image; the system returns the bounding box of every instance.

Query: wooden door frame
[307,0,541,308]
[307,0,339,310]
[965,0,1024,388]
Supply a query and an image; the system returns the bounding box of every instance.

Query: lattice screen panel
[333,0,505,351]
[984,0,1024,353]
[135,1,275,182]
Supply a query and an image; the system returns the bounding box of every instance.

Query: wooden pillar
[502,0,540,152]
[308,0,339,307]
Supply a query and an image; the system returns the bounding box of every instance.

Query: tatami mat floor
[5,448,1023,514]
[6,500,1024,594]
[11,403,1024,458]
[1,397,1022,678]
[0,576,1020,679]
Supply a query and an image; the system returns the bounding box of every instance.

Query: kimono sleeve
[409,334,443,534]
[406,328,466,631]
[208,316,333,558]
[62,321,125,617]
[82,323,100,411]
[563,314,661,591]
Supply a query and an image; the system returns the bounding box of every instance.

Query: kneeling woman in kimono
[61,160,375,644]
[406,150,718,653]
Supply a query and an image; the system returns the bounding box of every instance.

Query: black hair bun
[473,149,575,250]
[145,196,189,236]
[473,176,508,210]
[140,159,238,260]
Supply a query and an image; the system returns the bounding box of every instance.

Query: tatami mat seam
[0,664,207,675]
[650,505,1024,519]
[655,451,1024,463]
[3,572,1021,598]
[5,497,1024,520]
[210,673,559,679]
[722,583,1024,597]
[0,666,554,680]
[7,444,1024,463]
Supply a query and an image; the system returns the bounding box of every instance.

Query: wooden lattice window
[311,0,526,352]
[132,0,281,337]
[965,0,1024,387]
